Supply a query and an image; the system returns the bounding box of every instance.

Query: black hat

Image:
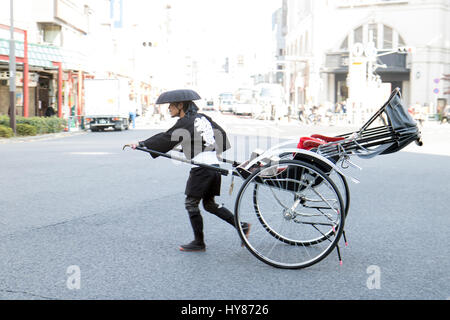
[155,89,201,104]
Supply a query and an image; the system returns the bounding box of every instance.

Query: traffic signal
[142,41,157,47]
[223,57,229,73]
[398,46,414,54]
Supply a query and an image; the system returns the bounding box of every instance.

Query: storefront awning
[0,38,88,70]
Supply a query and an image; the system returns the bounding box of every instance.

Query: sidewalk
[0,129,87,144]
[133,115,175,130]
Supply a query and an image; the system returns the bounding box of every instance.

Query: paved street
[0,114,449,300]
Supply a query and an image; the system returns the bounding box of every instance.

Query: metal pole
[23,29,29,118]
[9,0,16,134]
[124,146,232,176]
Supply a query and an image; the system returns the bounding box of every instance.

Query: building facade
[282,0,450,118]
[0,0,98,118]
[0,0,154,121]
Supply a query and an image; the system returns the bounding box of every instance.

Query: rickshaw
[124,88,422,269]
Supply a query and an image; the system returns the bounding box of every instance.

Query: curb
[0,130,87,144]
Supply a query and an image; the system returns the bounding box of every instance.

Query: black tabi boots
[180,210,206,252]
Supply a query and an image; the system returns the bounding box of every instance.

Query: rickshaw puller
[129,89,250,252]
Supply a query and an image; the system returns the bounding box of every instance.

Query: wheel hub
[283,209,294,221]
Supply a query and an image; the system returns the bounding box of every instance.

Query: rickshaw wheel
[278,151,350,219]
[234,159,345,269]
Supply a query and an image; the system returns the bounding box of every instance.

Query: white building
[283,0,450,118]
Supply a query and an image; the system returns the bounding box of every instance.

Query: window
[300,35,304,54]
[305,31,309,52]
[383,25,393,48]
[368,23,378,44]
[340,36,348,50]
[39,24,62,46]
[354,26,363,44]
[339,23,406,51]
[398,34,406,47]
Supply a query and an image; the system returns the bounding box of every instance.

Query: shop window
[39,23,62,46]
[337,80,348,103]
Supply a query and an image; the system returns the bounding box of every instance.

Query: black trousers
[183,166,236,243]
[184,196,236,243]
[185,166,221,198]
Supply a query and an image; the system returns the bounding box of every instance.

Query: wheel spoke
[235,159,346,269]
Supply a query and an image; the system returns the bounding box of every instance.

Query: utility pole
[9,0,16,134]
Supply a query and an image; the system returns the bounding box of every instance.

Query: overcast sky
[126,0,281,62]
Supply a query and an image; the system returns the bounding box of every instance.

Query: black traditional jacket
[139,104,230,160]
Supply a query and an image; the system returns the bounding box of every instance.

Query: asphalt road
[0,115,449,300]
